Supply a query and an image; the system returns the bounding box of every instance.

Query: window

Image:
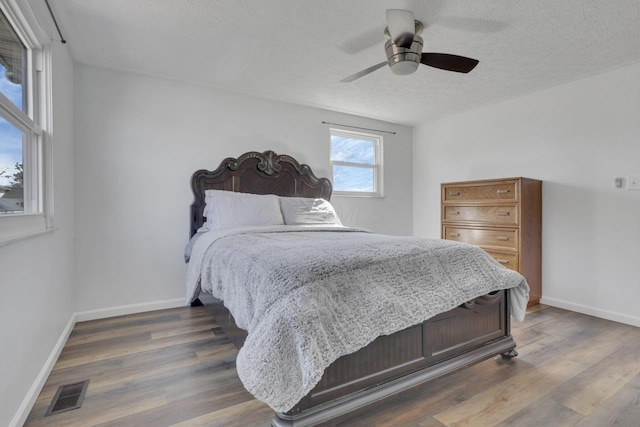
[0,1,51,243]
[330,129,383,197]
[0,7,28,214]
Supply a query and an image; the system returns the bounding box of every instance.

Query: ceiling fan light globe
[390,61,419,75]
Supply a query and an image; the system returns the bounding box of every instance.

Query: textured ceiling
[44,0,640,125]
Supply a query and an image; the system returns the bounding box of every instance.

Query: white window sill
[0,214,54,247]
[333,193,385,199]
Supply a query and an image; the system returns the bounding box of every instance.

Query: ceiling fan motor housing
[385,34,423,75]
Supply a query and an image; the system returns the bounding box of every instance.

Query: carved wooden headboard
[189,150,332,237]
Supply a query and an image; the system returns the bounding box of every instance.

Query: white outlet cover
[628,176,640,190]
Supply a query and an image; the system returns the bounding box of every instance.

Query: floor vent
[45,380,90,416]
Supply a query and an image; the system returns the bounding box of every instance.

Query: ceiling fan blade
[340,26,386,55]
[386,9,415,48]
[420,53,479,73]
[340,61,387,83]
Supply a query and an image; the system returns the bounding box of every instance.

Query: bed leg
[501,349,518,359]
[190,298,203,307]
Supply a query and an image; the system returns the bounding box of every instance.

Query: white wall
[73,65,413,312]
[413,62,640,326]
[0,43,76,426]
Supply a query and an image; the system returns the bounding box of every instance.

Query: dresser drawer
[443,226,519,251]
[442,205,519,226]
[484,250,519,271]
[443,181,517,203]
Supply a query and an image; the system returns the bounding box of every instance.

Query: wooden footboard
[199,290,516,427]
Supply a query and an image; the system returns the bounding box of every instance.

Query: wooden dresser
[441,177,542,306]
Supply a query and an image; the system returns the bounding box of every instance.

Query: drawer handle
[496,189,511,195]
[448,191,460,196]
[449,233,461,237]
[449,211,460,215]
[496,236,510,241]
[496,258,510,264]
[496,211,510,216]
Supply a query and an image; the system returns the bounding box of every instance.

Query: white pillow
[279,197,342,225]
[203,190,284,230]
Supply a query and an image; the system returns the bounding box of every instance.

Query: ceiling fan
[341,9,479,83]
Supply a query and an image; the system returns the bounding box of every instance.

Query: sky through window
[330,131,381,196]
[0,43,26,187]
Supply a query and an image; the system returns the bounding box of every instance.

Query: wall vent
[44,380,90,416]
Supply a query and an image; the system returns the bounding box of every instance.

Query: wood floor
[25,304,640,426]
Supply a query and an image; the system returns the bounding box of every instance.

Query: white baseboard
[75,297,186,322]
[10,313,77,427]
[540,296,640,328]
[11,297,187,426]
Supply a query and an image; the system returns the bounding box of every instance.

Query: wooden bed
[189,150,518,427]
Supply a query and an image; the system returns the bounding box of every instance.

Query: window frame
[0,0,53,245]
[329,128,384,198]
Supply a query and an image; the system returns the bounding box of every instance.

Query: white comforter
[186,225,529,413]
